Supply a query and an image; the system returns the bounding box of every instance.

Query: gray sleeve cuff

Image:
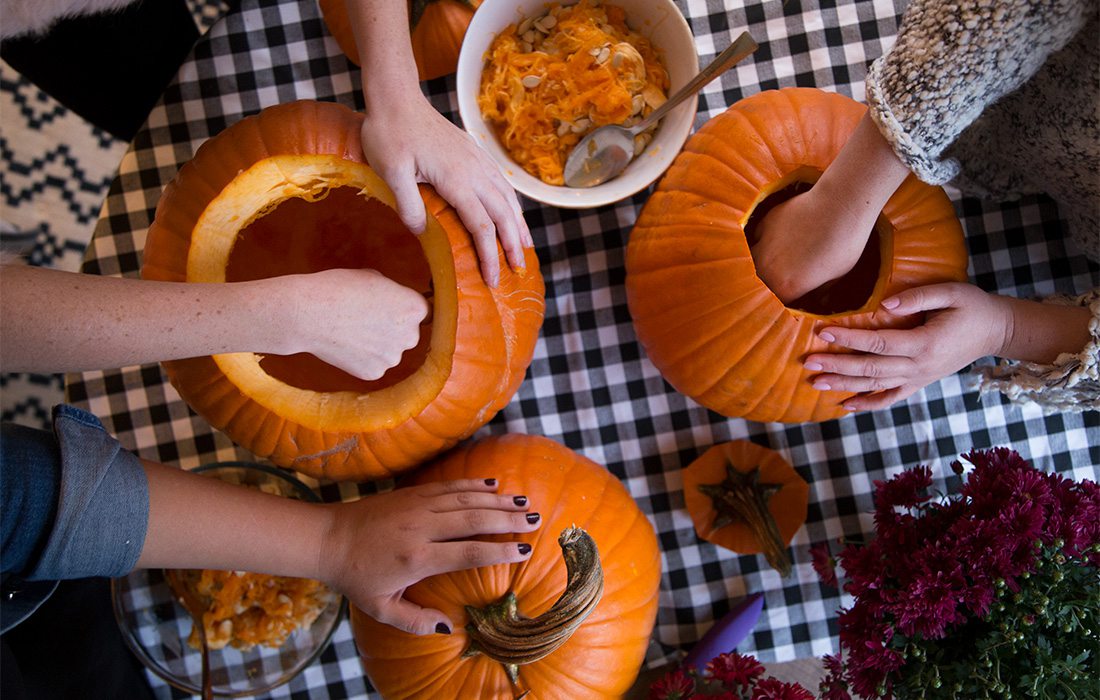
[27,406,150,581]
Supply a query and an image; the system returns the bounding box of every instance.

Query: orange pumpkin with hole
[681,440,809,577]
[351,434,661,699]
[142,100,544,482]
[625,87,968,423]
[319,0,481,82]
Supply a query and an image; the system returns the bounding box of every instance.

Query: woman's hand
[359,93,532,288]
[804,282,1013,411]
[750,183,879,303]
[319,479,540,635]
[276,268,429,381]
[750,112,912,304]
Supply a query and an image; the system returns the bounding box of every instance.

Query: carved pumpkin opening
[226,186,434,393]
[744,170,884,316]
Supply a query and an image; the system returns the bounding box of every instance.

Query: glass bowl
[111,462,346,697]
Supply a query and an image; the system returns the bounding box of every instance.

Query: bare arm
[137,461,540,635]
[750,112,912,303]
[346,0,531,287]
[0,264,427,379]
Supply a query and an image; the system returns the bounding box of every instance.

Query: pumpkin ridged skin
[319,0,481,82]
[625,88,968,423]
[351,434,661,699]
[142,101,544,481]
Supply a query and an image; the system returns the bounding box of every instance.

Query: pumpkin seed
[539,15,557,29]
[521,75,542,89]
[517,17,534,35]
[521,40,533,53]
[596,47,611,64]
[631,94,645,115]
[571,117,591,133]
[557,121,572,136]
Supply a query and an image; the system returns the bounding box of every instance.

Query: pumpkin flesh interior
[186,155,456,432]
[743,167,889,317]
[226,186,433,394]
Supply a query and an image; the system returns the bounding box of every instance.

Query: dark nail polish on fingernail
[518,543,532,555]
[484,478,497,486]
[513,496,528,507]
[526,512,540,524]
[435,623,451,635]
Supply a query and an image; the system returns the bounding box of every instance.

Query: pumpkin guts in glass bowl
[111,462,345,697]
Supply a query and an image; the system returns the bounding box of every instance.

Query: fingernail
[435,622,451,635]
[484,478,497,486]
[819,331,836,343]
[814,381,831,391]
[526,512,540,524]
[804,362,823,371]
[881,297,900,309]
[513,496,528,507]
[517,543,532,555]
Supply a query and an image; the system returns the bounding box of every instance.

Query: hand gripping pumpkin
[351,434,661,699]
[142,100,544,481]
[625,88,968,423]
[319,0,481,82]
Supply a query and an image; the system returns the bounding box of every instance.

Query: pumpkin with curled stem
[625,87,968,423]
[142,100,544,481]
[319,0,482,82]
[351,434,661,699]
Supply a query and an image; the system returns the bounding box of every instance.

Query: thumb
[880,282,966,316]
[373,596,454,636]
[384,166,428,235]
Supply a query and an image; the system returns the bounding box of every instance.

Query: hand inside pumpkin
[281,268,429,381]
[319,478,540,636]
[359,93,533,288]
[803,282,1012,411]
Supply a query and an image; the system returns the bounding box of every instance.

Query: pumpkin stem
[463,527,604,685]
[698,464,792,576]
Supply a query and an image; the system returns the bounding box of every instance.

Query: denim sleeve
[2,405,150,581]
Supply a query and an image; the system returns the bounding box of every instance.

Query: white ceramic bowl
[456,0,699,209]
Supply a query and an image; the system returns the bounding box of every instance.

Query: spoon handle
[634,31,758,133]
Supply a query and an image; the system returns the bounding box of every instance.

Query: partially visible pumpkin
[351,434,661,699]
[681,440,808,576]
[625,87,968,423]
[319,0,482,82]
[142,100,544,481]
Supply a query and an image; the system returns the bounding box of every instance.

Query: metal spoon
[165,569,214,700]
[563,31,758,188]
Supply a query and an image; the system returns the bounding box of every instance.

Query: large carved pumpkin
[142,100,544,481]
[319,0,481,82]
[626,87,967,423]
[351,434,661,699]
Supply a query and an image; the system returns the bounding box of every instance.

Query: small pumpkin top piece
[682,440,809,576]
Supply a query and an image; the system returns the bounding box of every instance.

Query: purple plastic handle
[681,593,765,669]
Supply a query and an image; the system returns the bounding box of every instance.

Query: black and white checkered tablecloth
[66,0,1099,697]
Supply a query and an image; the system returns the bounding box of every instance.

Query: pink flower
[706,652,765,688]
[750,677,816,700]
[648,668,695,700]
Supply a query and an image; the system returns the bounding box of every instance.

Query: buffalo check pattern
[64,0,1099,697]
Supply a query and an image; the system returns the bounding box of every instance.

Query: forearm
[814,111,911,220]
[346,0,420,105]
[0,265,295,372]
[995,295,1092,364]
[136,460,330,580]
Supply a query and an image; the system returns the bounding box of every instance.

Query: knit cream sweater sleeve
[1,0,138,40]
[864,0,1092,185]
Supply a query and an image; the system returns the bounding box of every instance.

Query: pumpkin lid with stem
[682,440,809,576]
